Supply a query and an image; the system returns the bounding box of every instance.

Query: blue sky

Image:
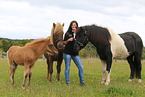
[0,0,145,46]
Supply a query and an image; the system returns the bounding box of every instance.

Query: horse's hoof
[28,85,30,89]
[105,83,109,85]
[128,79,132,82]
[105,82,109,85]
[101,81,105,84]
[22,87,25,90]
[56,79,60,82]
[48,81,52,84]
[12,85,14,88]
[11,83,14,87]
[138,79,141,83]
[22,86,25,90]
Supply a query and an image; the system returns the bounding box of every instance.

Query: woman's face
[71,23,77,31]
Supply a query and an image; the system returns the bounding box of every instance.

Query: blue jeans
[63,53,84,83]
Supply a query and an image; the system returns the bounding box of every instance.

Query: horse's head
[74,27,89,52]
[51,23,64,50]
[46,42,58,56]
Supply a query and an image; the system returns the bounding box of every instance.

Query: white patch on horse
[101,60,106,84]
[108,29,129,58]
[105,70,111,85]
[46,51,53,56]
[11,65,16,69]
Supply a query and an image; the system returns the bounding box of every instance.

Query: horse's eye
[48,44,53,47]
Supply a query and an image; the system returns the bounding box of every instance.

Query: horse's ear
[78,27,83,31]
[62,23,64,26]
[79,27,83,31]
[53,23,56,28]
[47,37,50,41]
[75,27,82,34]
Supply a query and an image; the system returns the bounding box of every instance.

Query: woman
[63,21,86,86]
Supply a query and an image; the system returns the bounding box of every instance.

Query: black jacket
[63,31,78,56]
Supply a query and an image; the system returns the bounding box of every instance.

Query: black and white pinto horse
[74,25,143,85]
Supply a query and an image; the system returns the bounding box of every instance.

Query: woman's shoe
[80,82,86,86]
[66,82,70,86]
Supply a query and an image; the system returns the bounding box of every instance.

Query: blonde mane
[25,37,50,46]
[51,23,64,42]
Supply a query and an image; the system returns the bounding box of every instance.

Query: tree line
[0,38,145,59]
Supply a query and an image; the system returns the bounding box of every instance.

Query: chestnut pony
[44,23,64,82]
[7,37,58,89]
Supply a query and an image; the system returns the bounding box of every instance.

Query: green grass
[0,58,145,97]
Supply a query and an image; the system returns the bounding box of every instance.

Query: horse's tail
[7,50,10,67]
[134,52,142,79]
[131,32,143,79]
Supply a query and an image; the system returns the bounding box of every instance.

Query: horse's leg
[46,58,50,80]
[47,56,53,82]
[134,53,142,83]
[49,60,53,83]
[127,55,135,81]
[56,58,63,82]
[22,64,30,90]
[105,57,112,85]
[9,61,17,88]
[28,64,35,87]
[101,60,106,84]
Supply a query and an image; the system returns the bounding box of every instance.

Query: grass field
[0,58,145,97]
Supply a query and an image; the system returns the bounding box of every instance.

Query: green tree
[0,40,2,50]
[1,39,12,52]
[83,42,98,58]
[79,42,98,58]
[19,39,32,46]
[142,47,145,59]
[79,49,88,58]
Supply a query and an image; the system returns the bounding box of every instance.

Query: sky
[0,0,145,46]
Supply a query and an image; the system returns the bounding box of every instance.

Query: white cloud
[0,0,145,46]
[0,1,51,39]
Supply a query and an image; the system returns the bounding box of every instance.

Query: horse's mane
[51,23,64,42]
[25,37,50,46]
[84,25,111,46]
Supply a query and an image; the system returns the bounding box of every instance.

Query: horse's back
[8,46,35,65]
[123,32,143,47]
[119,32,143,54]
[8,46,21,56]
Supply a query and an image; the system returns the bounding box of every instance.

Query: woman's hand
[63,38,74,45]
[67,38,74,42]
